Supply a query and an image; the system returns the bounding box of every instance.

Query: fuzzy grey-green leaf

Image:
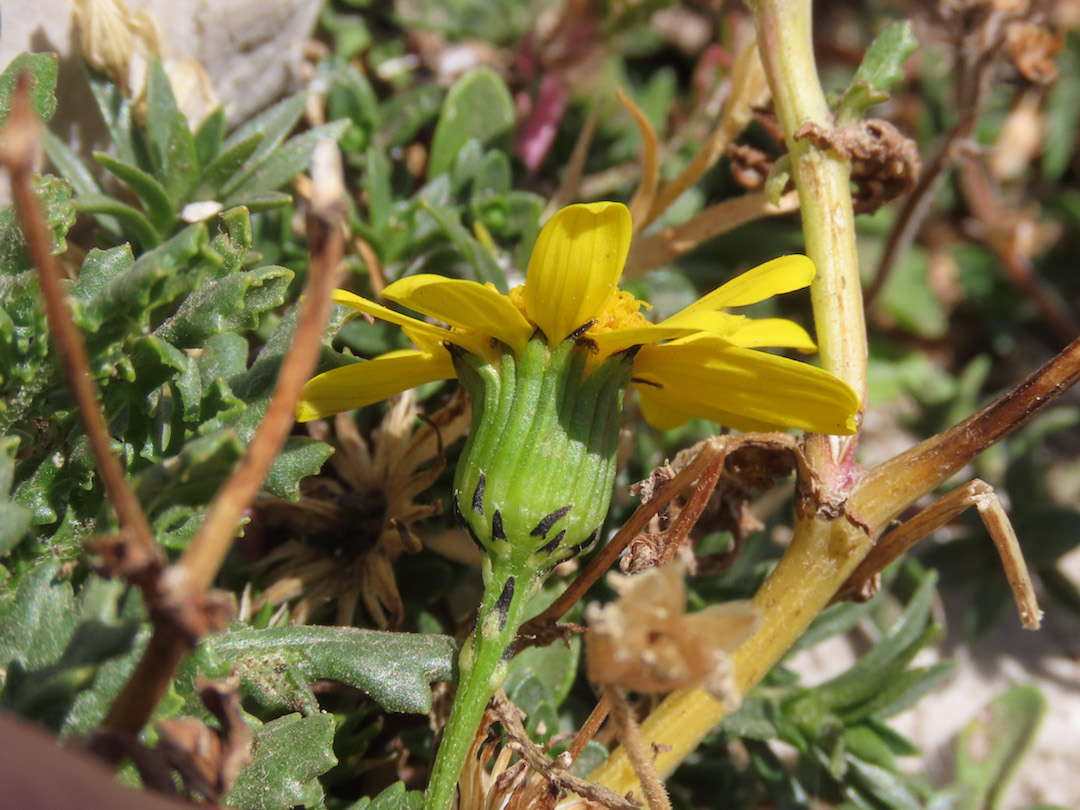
[190,626,458,715]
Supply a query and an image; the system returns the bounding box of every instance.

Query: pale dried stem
[546,103,601,218]
[592,336,1080,797]
[623,191,799,278]
[0,74,159,560]
[835,480,1042,628]
[578,163,642,201]
[602,686,671,810]
[641,38,769,231]
[752,0,867,485]
[618,88,660,231]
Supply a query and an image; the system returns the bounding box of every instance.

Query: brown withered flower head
[454,697,641,810]
[250,389,469,628]
[586,559,760,707]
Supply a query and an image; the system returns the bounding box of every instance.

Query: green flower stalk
[296,201,860,810]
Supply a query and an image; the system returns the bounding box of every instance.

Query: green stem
[753,0,867,486]
[591,1,871,795]
[425,562,536,810]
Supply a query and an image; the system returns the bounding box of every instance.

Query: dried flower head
[72,0,219,127]
[252,389,469,628]
[586,560,759,706]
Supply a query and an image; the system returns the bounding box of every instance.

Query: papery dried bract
[585,561,758,705]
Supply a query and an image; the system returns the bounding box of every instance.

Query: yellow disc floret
[589,288,651,334]
[508,284,650,338]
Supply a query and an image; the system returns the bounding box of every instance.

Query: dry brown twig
[489,692,643,810]
[99,139,348,747]
[1,73,348,774]
[0,73,162,578]
[834,478,1042,627]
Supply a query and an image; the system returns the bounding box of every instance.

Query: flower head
[305,202,862,810]
[298,201,859,435]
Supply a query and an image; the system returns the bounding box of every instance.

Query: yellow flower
[301,201,860,810]
[298,201,859,435]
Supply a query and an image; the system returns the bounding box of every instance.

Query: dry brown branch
[601,686,671,810]
[849,336,1080,537]
[491,692,642,810]
[834,479,1042,628]
[641,37,769,231]
[0,72,160,565]
[97,140,347,744]
[620,442,727,574]
[623,191,799,278]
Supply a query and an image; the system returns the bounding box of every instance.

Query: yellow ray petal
[637,382,797,433]
[383,274,534,353]
[636,384,697,430]
[726,318,816,351]
[331,289,488,356]
[671,254,816,317]
[296,349,456,422]
[634,340,859,435]
[659,312,815,351]
[332,289,450,342]
[587,324,701,357]
[525,202,632,344]
[655,310,747,337]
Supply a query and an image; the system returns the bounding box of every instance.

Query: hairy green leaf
[186,625,457,715]
[952,685,1046,810]
[226,713,338,810]
[0,52,59,127]
[429,68,515,179]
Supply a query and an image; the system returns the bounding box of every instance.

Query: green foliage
[182,625,457,716]
[43,62,348,249]
[0,560,141,733]
[715,564,956,810]
[3,203,330,557]
[226,713,340,810]
[0,52,59,127]
[2,0,1078,806]
[836,21,920,124]
[950,685,1045,810]
[428,68,516,179]
[351,781,425,810]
